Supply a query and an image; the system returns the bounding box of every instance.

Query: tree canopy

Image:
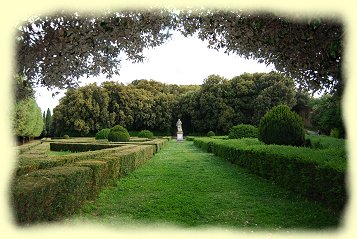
[16,9,343,95]
[51,72,300,136]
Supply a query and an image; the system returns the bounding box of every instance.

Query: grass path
[67,140,340,230]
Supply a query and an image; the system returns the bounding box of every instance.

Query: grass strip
[69,141,341,230]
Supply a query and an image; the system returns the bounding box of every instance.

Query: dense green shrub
[330,128,340,138]
[207,131,215,137]
[108,131,130,142]
[228,124,258,139]
[193,137,346,211]
[137,130,154,139]
[108,125,130,142]
[95,128,111,140]
[63,134,70,139]
[258,105,305,146]
[186,136,195,141]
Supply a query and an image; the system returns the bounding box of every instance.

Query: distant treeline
[51,72,316,136]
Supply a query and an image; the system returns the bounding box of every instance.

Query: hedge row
[140,138,169,153]
[16,138,169,177]
[16,140,42,154]
[11,166,92,224]
[50,142,121,152]
[16,144,136,177]
[11,145,156,225]
[193,137,347,212]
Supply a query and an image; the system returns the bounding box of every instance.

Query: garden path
[69,140,339,229]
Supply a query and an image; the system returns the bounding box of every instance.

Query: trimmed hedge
[193,137,347,212]
[186,136,195,141]
[137,130,154,139]
[12,143,161,224]
[16,139,168,178]
[228,124,258,139]
[12,166,92,224]
[140,138,169,153]
[50,142,121,152]
[16,144,136,177]
[17,140,42,154]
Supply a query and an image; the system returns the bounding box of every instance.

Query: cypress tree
[45,108,52,137]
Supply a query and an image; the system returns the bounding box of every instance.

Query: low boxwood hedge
[11,166,92,224]
[193,137,347,212]
[12,143,160,225]
[50,142,121,152]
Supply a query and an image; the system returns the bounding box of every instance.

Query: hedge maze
[11,137,169,225]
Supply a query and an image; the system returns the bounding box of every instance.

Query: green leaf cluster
[310,94,344,138]
[17,10,343,94]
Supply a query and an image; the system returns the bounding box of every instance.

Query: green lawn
[67,140,341,231]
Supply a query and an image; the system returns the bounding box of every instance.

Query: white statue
[176,119,183,132]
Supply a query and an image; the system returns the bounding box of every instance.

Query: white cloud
[35,31,275,113]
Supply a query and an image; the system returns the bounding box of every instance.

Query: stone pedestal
[177,131,184,141]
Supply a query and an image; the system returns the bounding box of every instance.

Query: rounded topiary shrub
[107,125,130,142]
[95,128,111,139]
[207,131,215,137]
[138,130,154,139]
[228,124,258,139]
[258,105,305,146]
[63,134,70,139]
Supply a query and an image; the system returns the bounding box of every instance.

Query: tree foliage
[51,73,300,136]
[176,72,297,133]
[16,9,343,96]
[13,98,44,140]
[310,94,345,138]
[44,108,52,137]
[51,80,196,136]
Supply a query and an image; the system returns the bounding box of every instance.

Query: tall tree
[45,108,52,137]
[13,98,44,143]
[310,94,345,137]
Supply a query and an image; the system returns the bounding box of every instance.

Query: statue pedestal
[177,131,184,141]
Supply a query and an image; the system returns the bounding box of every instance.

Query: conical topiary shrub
[258,105,305,146]
[107,125,130,142]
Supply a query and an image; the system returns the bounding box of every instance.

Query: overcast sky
[34,31,275,113]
